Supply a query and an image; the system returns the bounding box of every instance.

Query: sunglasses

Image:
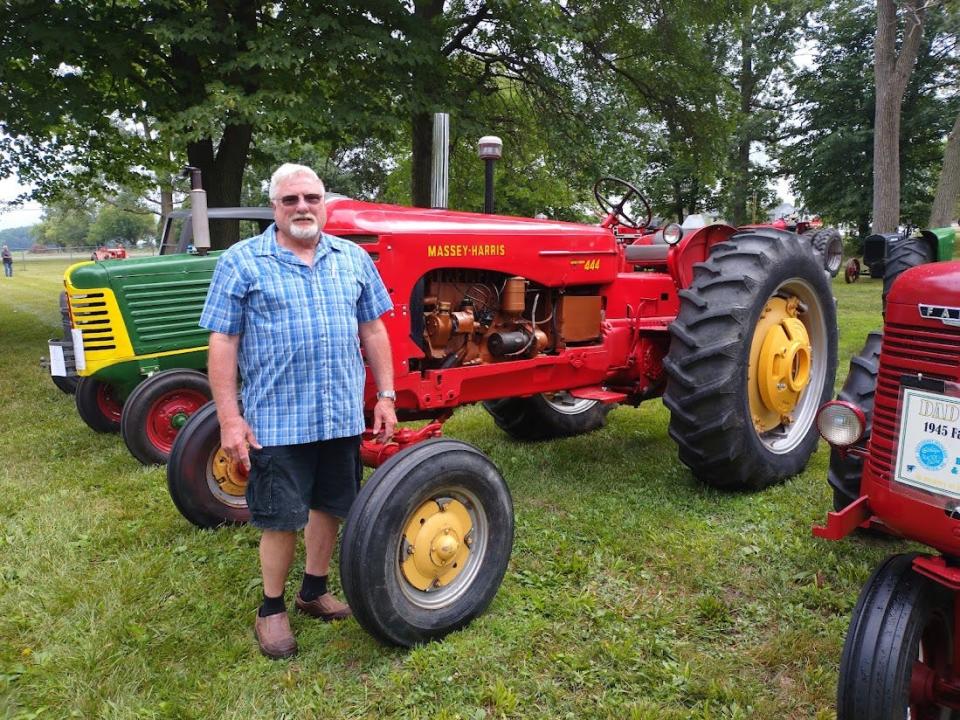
[279,193,323,207]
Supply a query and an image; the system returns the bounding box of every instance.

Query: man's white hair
[268,163,325,202]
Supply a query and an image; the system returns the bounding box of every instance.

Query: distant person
[2,245,12,277]
[200,163,396,659]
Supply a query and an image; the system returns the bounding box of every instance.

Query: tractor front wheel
[121,369,211,465]
[663,228,838,490]
[340,439,514,647]
[882,237,935,308]
[482,392,613,441]
[166,401,250,527]
[829,332,882,511]
[837,553,958,720]
[74,377,123,433]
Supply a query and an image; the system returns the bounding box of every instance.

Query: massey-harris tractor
[165,177,839,647]
[814,254,960,718]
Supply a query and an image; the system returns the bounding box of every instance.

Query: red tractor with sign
[168,177,838,647]
[814,254,960,718]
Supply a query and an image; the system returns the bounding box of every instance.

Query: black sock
[299,572,328,602]
[259,592,286,617]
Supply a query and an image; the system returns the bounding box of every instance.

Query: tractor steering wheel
[593,176,653,229]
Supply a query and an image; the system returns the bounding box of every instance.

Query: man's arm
[208,331,260,470]
[358,318,396,442]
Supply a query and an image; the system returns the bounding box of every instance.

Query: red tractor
[169,177,838,647]
[89,246,127,261]
[814,256,960,717]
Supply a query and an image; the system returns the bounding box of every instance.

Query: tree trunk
[186,121,253,249]
[732,9,755,227]
[872,0,926,233]
[929,111,960,228]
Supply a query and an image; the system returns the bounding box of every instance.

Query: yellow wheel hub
[748,296,812,432]
[401,498,473,591]
[211,447,248,497]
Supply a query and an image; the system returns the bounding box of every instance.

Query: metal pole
[431,113,449,209]
[484,159,495,214]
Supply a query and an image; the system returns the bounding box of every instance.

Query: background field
[0,259,901,719]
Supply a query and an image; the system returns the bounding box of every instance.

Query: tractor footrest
[567,386,628,403]
[812,495,872,540]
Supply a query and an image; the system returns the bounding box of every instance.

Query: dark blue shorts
[246,435,362,531]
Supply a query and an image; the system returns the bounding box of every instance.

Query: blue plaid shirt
[199,225,392,446]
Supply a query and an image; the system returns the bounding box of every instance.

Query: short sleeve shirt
[199,225,392,445]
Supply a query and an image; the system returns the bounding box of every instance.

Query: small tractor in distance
[160,176,839,647]
[814,250,960,717]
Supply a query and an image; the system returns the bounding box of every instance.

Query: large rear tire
[663,228,838,490]
[882,237,935,308]
[166,401,250,528]
[837,553,958,720]
[74,377,123,433]
[482,392,613,441]
[340,439,514,647]
[829,332,882,511]
[810,227,844,278]
[121,369,211,465]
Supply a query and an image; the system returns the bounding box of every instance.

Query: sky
[0,176,43,230]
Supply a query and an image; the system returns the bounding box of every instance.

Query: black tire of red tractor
[340,439,514,647]
[810,227,844,278]
[828,332,882,511]
[74,377,123,433]
[482,393,613,441]
[882,237,935,310]
[837,553,957,720]
[166,401,251,528]
[121,369,211,466]
[663,228,838,490]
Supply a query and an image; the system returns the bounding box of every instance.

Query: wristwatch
[376,390,397,401]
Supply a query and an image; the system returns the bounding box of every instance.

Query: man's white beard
[288,219,319,241]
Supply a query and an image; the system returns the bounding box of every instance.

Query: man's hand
[220,416,262,471]
[371,398,397,443]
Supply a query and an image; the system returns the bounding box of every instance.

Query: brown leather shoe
[295,592,352,621]
[254,611,297,659]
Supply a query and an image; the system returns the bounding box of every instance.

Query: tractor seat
[624,243,670,263]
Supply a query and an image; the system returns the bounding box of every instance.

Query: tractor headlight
[663,223,683,245]
[816,401,865,447]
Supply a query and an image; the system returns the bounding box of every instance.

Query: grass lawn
[0,259,904,719]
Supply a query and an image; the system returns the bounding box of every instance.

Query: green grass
[0,262,906,719]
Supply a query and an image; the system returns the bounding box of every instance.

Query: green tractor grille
[123,278,211,351]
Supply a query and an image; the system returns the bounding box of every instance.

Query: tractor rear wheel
[837,553,958,720]
[663,228,838,490]
[882,237,935,308]
[74,377,123,433]
[829,332,882,511]
[121,369,211,465]
[166,401,250,528]
[810,227,844,278]
[340,439,514,647]
[482,392,613,441]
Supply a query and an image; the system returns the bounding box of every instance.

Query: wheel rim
[747,280,829,455]
[397,485,488,610]
[145,389,209,453]
[826,239,843,275]
[96,383,123,424]
[206,447,248,508]
[908,611,953,719]
[541,391,598,415]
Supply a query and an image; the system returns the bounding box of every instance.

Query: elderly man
[200,163,396,659]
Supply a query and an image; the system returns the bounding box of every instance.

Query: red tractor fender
[667,224,738,289]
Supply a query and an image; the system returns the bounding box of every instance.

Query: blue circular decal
[916,440,947,471]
